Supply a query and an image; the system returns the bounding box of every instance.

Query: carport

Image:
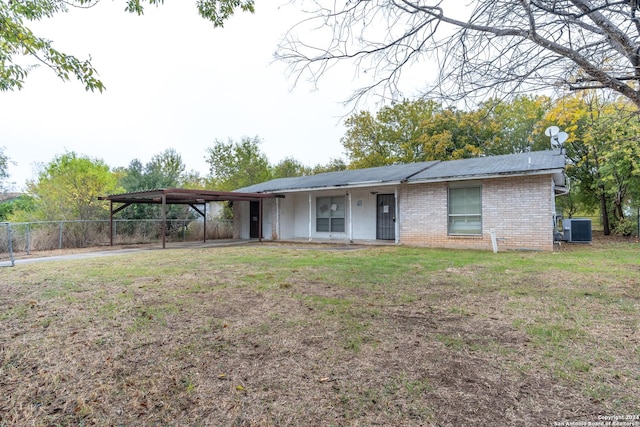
[98,188,277,248]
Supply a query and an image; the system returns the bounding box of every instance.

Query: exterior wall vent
[562,219,592,243]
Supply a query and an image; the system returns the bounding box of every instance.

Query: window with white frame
[448,186,482,235]
[316,196,345,232]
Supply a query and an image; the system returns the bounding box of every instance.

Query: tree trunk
[613,186,627,222]
[599,187,611,235]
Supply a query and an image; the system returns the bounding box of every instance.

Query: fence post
[59,222,63,249]
[9,224,14,266]
[26,223,31,255]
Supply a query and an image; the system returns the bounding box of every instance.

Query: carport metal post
[109,200,114,246]
[161,193,167,249]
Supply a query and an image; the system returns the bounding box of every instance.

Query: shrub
[612,218,637,237]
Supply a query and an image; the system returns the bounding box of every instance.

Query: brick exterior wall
[399,175,555,251]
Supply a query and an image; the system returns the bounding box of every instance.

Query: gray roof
[238,161,438,193]
[237,150,565,193]
[408,150,566,183]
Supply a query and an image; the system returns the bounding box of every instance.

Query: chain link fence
[0,222,15,266]
[0,219,233,259]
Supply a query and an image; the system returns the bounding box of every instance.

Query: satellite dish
[551,131,569,150]
[556,132,568,144]
[545,126,560,137]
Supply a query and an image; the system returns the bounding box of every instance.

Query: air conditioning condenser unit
[562,219,592,243]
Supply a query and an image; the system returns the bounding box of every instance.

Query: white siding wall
[233,199,274,240]
[273,187,397,241]
[234,201,249,239]
[262,199,273,240]
[348,189,383,241]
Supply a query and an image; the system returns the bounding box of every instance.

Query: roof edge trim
[407,168,565,184]
[251,180,405,194]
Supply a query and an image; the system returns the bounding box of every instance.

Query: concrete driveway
[6,240,256,265]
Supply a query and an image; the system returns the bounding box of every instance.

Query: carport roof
[98,188,277,204]
[99,188,276,249]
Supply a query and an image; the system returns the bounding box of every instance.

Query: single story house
[234,150,567,251]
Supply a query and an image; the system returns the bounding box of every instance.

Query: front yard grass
[0,241,638,426]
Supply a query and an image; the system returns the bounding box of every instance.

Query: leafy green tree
[418,107,486,161]
[0,147,11,191]
[0,200,11,222]
[144,148,186,189]
[474,96,551,155]
[205,136,271,190]
[418,96,551,159]
[341,110,387,168]
[0,0,254,91]
[342,97,552,167]
[119,149,188,191]
[311,158,347,174]
[206,138,346,190]
[546,92,640,235]
[1,194,36,222]
[117,149,194,220]
[600,133,640,225]
[118,159,145,192]
[342,99,441,168]
[181,170,206,189]
[271,157,311,179]
[22,152,122,221]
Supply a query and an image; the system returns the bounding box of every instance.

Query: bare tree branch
[276,0,640,108]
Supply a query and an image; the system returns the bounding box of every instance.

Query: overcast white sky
[1,1,432,190]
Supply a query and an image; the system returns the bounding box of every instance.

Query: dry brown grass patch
[1,243,639,426]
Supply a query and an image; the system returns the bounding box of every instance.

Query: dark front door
[376,194,396,240]
[249,201,260,238]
